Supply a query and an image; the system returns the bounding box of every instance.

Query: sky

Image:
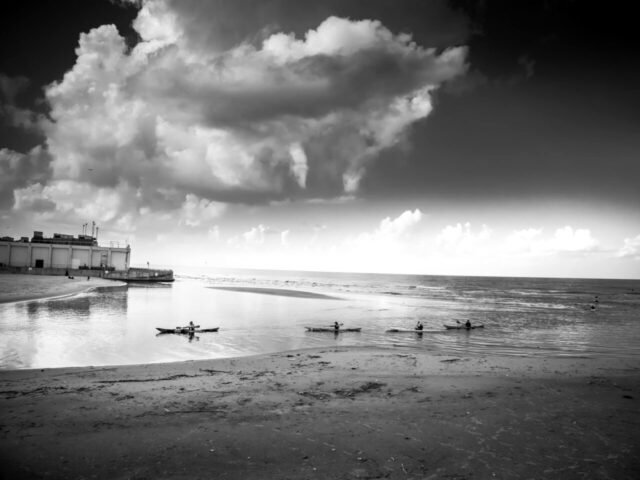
[1,0,639,279]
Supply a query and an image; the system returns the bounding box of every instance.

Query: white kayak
[305,327,362,332]
[386,328,427,333]
[443,324,484,330]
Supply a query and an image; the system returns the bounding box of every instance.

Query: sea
[1,267,639,369]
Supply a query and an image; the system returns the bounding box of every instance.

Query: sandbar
[0,273,126,304]
[208,286,341,299]
[1,347,638,479]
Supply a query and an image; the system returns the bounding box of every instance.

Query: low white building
[0,232,130,272]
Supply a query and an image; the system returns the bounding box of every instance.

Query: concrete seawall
[0,266,174,282]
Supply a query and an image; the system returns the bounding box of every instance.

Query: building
[0,231,130,272]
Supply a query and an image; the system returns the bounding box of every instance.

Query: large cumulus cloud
[10,0,468,235]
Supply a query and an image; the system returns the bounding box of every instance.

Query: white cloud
[180,194,226,227]
[281,229,290,247]
[377,209,423,238]
[352,209,423,247]
[503,226,599,256]
[242,224,267,245]
[547,226,599,253]
[436,222,492,253]
[617,234,640,260]
[288,143,308,188]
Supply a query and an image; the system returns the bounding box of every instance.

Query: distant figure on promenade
[415,321,423,331]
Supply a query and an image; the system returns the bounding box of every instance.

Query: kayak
[443,324,484,330]
[156,327,219,334]
[305,327,362,332]
[386,328,426,333]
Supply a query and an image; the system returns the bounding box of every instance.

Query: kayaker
[465,320,471,329]
[334,321,340,331]
[415,321,423,331]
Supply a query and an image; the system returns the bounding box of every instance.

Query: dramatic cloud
[18,2,467,237]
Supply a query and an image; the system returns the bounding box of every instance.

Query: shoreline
[0,273,126,304]
[1,346,638,479]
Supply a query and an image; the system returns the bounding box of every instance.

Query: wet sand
[0,273,126,304]
[1,347,638,479]
[208,286,341,299]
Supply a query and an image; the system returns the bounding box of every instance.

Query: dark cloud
[0,74,30,104]
[0,146,52,208]
[163,0,470,52]
[0,73,42,132]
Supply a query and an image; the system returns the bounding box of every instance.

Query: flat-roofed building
[0,231,130,272]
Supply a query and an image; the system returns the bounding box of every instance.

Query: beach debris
[334,381,386,398]
[298,390,331,401]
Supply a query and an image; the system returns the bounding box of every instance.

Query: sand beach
[1,349,639,478]
[0,274,639,479]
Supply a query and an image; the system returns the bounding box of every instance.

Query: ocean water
[0,268,639,369]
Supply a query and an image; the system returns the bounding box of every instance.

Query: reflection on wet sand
[17,289,128,318]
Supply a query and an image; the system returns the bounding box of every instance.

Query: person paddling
[415,321,423,331]
[333,321,340,332]
[465,320,471,329]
